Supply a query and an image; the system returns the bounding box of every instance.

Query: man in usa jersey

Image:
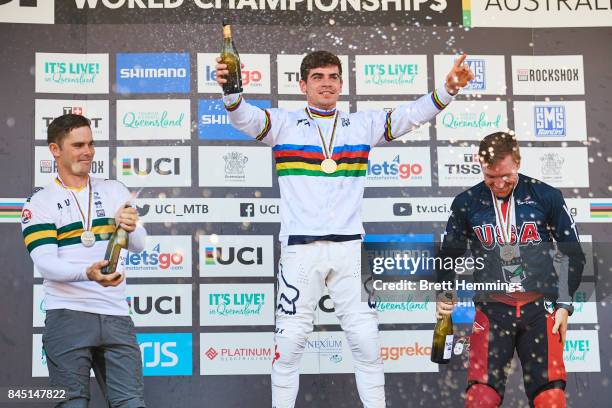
[436,132,585,408]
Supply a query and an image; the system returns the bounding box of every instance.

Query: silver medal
[81,230,96,247]
[500,245,516,262]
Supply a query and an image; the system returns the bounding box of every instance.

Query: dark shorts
[467,300,566,402]
[42,309,146,408]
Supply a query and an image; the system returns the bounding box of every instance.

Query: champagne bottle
[431,292,454,364]
[101,222,129,275]
[220,18,243,95]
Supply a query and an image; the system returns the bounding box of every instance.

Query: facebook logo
[136,333,192,376]
[198,99,271,140]
[465,59,485,91]
[116,53,190,94]
[534,105,566,137]
[240,203,255,217]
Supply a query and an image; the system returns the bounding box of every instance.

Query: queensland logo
[540,153,564,177]
[534,106,566,137]
[564,338,591,363]
[42,61,100,86]
[122,110,185,129]
[465,59,485,90]
[367,155,423,181]
[116,53,190,94]
[208,292,266,317]
[441,111,502,130]
[223,152,248,181]
[364,63,419,86]
[473,222,542,250]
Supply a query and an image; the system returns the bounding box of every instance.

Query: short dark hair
[300,51,342,82]
[47,114,91,146]
[478,132,521,166]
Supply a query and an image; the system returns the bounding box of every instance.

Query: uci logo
[0,0,54,24]
[129,296,181,315]
[204,246,263,266]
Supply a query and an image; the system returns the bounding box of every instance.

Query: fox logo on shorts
[472,321,485,334]
[277,265,299,315]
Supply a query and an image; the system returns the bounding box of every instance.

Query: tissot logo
[283,71,300,82]
[444,153,480,175]
[0,0,54,24]
[534,106,566,137]
[393,203,412,216]
[35,99,109,140]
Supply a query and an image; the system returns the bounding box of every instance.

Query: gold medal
[321,158,338,174]
[80,230,96,247]
[305,107,340,175]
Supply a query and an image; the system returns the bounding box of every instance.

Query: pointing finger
[454,53,467,68]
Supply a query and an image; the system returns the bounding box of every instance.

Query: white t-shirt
[223,87,454,241]
[21,177,146,315]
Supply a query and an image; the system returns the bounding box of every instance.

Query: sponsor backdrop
[1,1,611,407]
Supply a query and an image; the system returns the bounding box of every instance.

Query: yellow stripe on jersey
[23,223,57,252]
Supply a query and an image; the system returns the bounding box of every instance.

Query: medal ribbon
[57,176,93,232]
[491,188,514,245]
[305,107,340,161]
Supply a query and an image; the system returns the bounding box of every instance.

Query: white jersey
[223,87,453,241]
[21,177,146,315]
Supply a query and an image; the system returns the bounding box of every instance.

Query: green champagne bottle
[220,18,243,95]
[101,224,129,275]
[431,293,454,364]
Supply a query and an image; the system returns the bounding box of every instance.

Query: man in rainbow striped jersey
[215,50,474,408]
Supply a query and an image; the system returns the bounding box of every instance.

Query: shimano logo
[120,67,187,79]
